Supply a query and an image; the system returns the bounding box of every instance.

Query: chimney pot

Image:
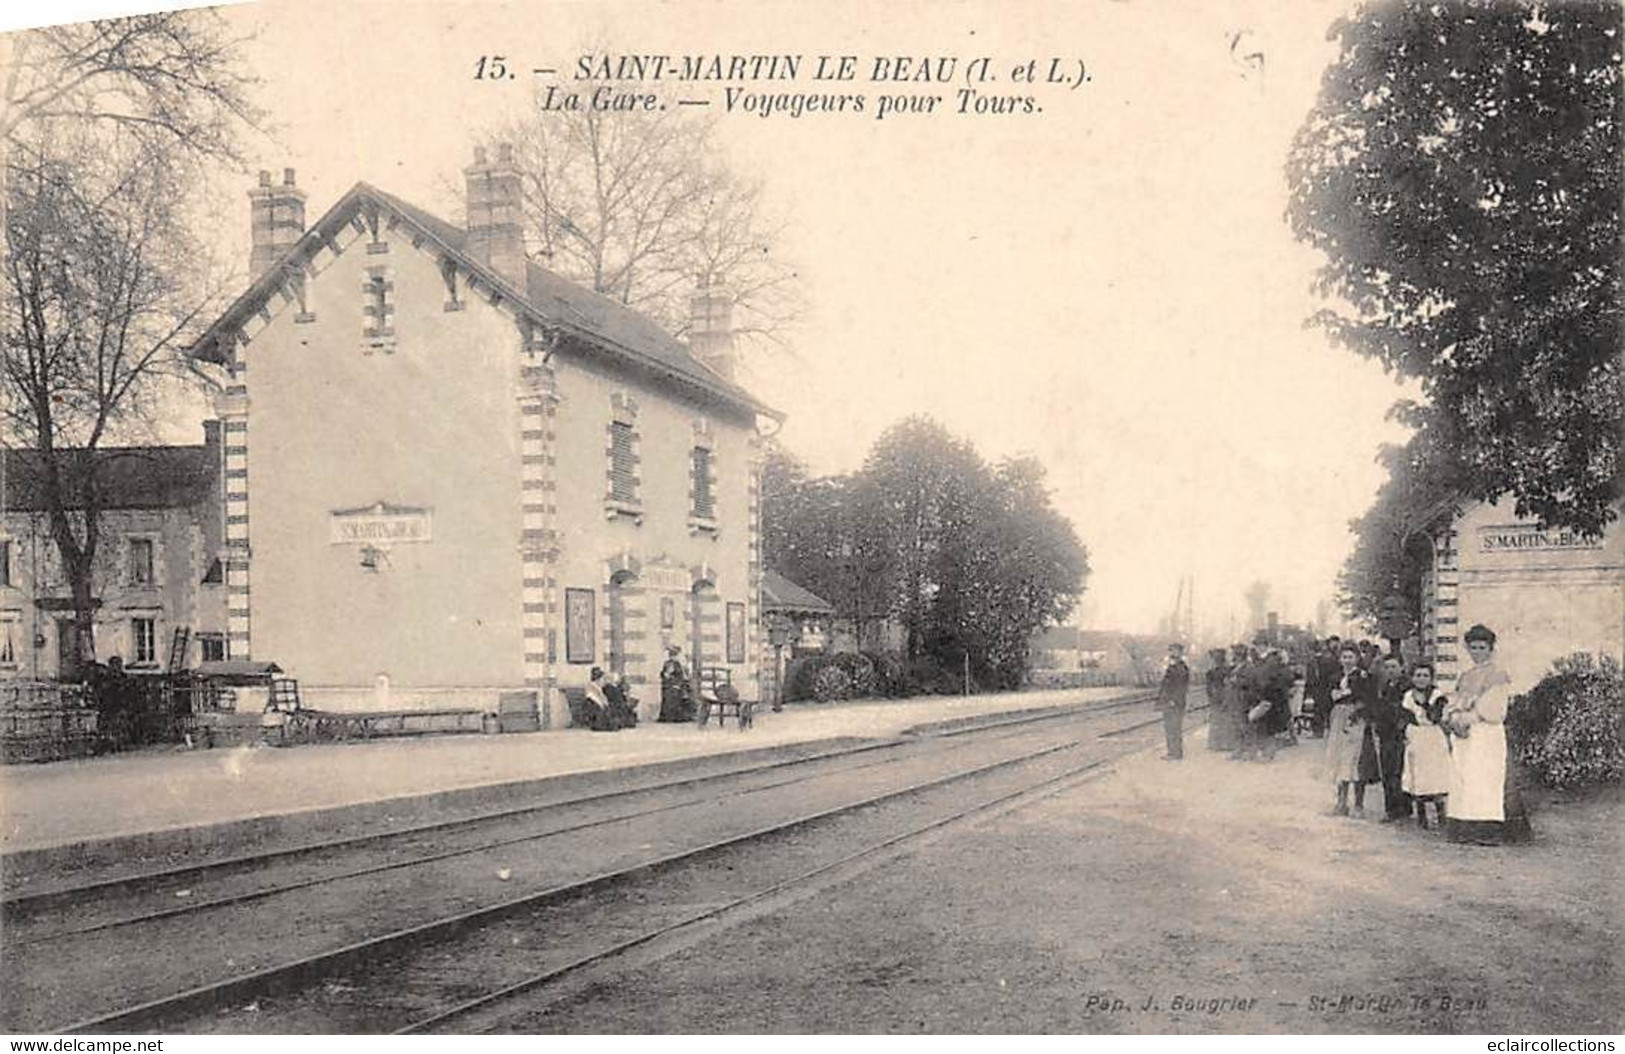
[473,145,489,165]
[498,142,514,164]
[248,165,308,277]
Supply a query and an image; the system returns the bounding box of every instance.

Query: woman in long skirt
[1206,648,1238,751]
[1444,624,1533,845]
[1324,643,1378,815]
[1399,661,1451,828]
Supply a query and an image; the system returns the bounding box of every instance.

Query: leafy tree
[1337,427,1464,626]
[762,418,1088,687]
[854,417,987,661]
[970,455,1090,687]
[1288,1,1622,534]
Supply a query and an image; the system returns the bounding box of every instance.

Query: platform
[0,686,1139,880]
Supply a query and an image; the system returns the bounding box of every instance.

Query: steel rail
[6,688,1153,918]
[8,692,1157,947]
[55,719,1130,1035]
[403,753,1120,1034]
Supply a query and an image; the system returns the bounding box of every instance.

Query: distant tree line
[1287,1,1621,624]
[762,416,1090,690]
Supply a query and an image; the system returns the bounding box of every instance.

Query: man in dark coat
[1372,653,1410,821]
[1157,643,1191,760]
[1254,649,1294,761]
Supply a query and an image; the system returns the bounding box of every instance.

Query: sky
[6,0,1417,639]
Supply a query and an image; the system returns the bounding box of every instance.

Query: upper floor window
[610,422,638,503]
[0,540,11,588]
[604,393,642,521]
[129,538,155,587]
[199,633,227,663]
[691,447,716,520]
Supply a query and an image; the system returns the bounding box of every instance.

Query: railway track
[3,689,1160,938]
[3,688,1205,1034]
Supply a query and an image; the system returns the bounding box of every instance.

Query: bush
[786,652,879,703]
[864,651,908,697]
[1510,653,1623,790]
[810,665,853,702]
[831,652,878,697]
[905,656,970,696]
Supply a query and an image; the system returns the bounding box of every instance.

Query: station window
[0,540,10,587]
[608,421,640,506]
[691,447,715,520]
[199,633,227,662]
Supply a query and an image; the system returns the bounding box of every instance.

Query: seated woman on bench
[583,667,636,732]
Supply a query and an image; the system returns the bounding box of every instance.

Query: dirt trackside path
[498,728,1622,1034]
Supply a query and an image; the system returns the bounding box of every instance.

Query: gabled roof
[1,446,215,512]
[192,182,780,420]
[1074,630,1135,652]
[1031,625,1081,650]
[762,570,834,615]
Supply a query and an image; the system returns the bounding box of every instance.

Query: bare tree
[1,13,258,163]
[1,13,259,669]
[479,79,802,349]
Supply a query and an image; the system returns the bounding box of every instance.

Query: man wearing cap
[1157,643,1191,760]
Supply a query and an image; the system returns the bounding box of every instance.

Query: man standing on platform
[1158,643,1191,760]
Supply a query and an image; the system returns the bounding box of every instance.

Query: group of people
[578,646,702,731]
[1157,624,1532,846]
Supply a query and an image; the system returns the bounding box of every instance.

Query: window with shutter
[691,447,715,519]
[610,421,637,503]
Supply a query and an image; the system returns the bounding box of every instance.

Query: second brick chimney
[247,168,306,276]
[688,275,737,382]
[464,143,527,292]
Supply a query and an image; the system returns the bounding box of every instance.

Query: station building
[187,149,778,725]
[1421,496,1625,693]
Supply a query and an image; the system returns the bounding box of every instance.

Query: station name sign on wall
[330,503,433,545]
[1477,524,1603,554]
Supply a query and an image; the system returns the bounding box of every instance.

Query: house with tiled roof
[0,430,227,679]
[190,147,779,724]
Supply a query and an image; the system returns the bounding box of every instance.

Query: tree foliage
[1336,432,1462,625]
[477,78,801,348]
[761,417,1090,688]
[1288,1,1622,534]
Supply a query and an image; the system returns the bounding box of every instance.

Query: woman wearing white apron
[1398,662,1451,829]
[1444,624,1533,845]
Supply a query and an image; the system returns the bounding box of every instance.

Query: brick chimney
[464,143,527,291]
[248,168,306,276]
[689,275,736,382]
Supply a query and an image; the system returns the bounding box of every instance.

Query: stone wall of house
[0,504,225,679]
